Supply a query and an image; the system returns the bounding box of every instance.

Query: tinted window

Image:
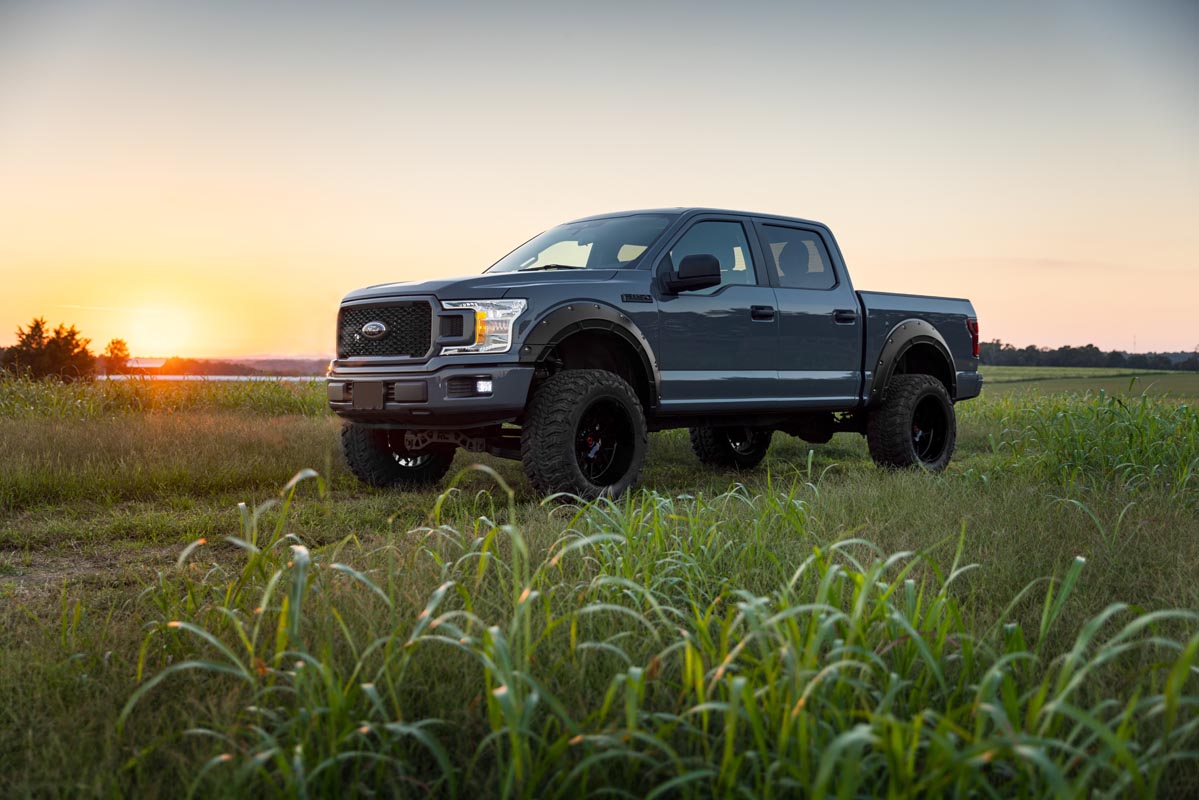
[663,221,757,291]
[487,214,674,272]
[762,225,835,290]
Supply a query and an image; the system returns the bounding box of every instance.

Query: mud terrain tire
[866,374,956,470]
[341,423,455,489]
[521,370,647,500]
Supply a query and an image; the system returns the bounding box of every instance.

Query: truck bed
[857,290,981,402]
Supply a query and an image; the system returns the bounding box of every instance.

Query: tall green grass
[962,391,1199,503]
[119,470,1199,797]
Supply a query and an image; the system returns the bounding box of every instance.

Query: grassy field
[1,371,1197,797]
[980,365,1199,397]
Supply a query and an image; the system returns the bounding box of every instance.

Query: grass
[1,373,1197,797]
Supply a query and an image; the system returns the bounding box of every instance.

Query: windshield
[486,214,674,273]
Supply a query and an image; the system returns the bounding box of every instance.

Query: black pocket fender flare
[867,318,957,404]
[517,302,660,407]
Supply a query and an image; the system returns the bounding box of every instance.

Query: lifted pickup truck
[328,208,981,498]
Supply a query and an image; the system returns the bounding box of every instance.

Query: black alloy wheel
[574,398,636,486]
[689,425,773,469]
[726,427,760,456]
[910,395,950,464]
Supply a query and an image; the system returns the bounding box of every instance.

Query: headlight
[440,299,527,355]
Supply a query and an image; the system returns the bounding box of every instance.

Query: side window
[663,221,757,291]
[761,225,836,290]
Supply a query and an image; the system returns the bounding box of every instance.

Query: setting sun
[117,304,195,358]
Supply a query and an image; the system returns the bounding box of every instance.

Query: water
[99,374,323,382]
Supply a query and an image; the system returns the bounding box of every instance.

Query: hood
[342,270,619,302]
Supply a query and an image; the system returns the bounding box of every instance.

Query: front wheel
[689,426,773,469]
[866,374,956,470]
[521,369,648,500]
[340,423,455,489]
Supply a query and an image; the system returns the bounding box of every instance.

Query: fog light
[475,379,493,395]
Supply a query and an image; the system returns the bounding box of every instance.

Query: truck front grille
[338,302,433,359]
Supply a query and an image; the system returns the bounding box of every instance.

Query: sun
[120,305,197,357]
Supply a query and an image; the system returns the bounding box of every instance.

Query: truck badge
[361,321,388,339]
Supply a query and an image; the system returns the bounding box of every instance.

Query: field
[1,367,1197,797]
[980,366,1199,398]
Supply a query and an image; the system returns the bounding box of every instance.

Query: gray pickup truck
[328,208,981,498]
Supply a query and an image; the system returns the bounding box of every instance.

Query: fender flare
[517,302,660,406]
[866,318,956,403]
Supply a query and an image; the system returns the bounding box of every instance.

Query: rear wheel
[689,426,773,469]
[341,423,455,488]
[866,374,956,470]
[521,369,647,500]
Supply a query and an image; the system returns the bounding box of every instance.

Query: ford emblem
[361,320,388,339]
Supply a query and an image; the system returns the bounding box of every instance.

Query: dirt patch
[0,544,180,598]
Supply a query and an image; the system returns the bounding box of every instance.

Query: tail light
[966,318,980,359]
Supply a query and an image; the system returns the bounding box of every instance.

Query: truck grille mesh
[338,302,432,358]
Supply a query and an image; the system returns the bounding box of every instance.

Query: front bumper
[327,364,535,428]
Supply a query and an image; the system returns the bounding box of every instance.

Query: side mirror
[665,254,721,293]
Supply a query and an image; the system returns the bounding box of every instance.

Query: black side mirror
[665,254,721,293]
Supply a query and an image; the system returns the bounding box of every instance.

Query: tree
[101,338,131,375]
[0,317,96,380]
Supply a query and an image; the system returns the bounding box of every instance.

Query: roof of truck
[568,208,829,229]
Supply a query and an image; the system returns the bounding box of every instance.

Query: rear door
[654,216,780,410]
[754,221,863,407]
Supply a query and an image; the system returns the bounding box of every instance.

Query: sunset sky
[1,0,1196,357]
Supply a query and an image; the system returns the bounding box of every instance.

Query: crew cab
[328,208,981,498]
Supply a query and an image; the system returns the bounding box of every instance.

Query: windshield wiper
[517,263,587,272]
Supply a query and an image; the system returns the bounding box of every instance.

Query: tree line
[0,317,128,380]
[0,317,268,380]
[980,340,1199,371]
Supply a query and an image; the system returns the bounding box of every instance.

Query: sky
[0,0,1196,357]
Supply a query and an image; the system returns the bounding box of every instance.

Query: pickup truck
[328,208,981,498]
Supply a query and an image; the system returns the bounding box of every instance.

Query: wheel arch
[867,318,956,404]
[518,303,659,410]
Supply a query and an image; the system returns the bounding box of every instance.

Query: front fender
[517,301,660,403]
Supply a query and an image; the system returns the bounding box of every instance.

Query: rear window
[761,226,836,290]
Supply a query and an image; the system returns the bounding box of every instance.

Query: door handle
[833,308,858,324]
[750,305,775,321]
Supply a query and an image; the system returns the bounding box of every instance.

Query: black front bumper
[328,364,535,428]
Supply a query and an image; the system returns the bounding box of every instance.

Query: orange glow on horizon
[1,2,1195,356]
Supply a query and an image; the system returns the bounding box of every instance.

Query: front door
[654,218,780,411]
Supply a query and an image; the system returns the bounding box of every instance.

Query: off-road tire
[341,423,455,489]
[866,374,956,470]
[689,426,773,469]
[521,369,648,500]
